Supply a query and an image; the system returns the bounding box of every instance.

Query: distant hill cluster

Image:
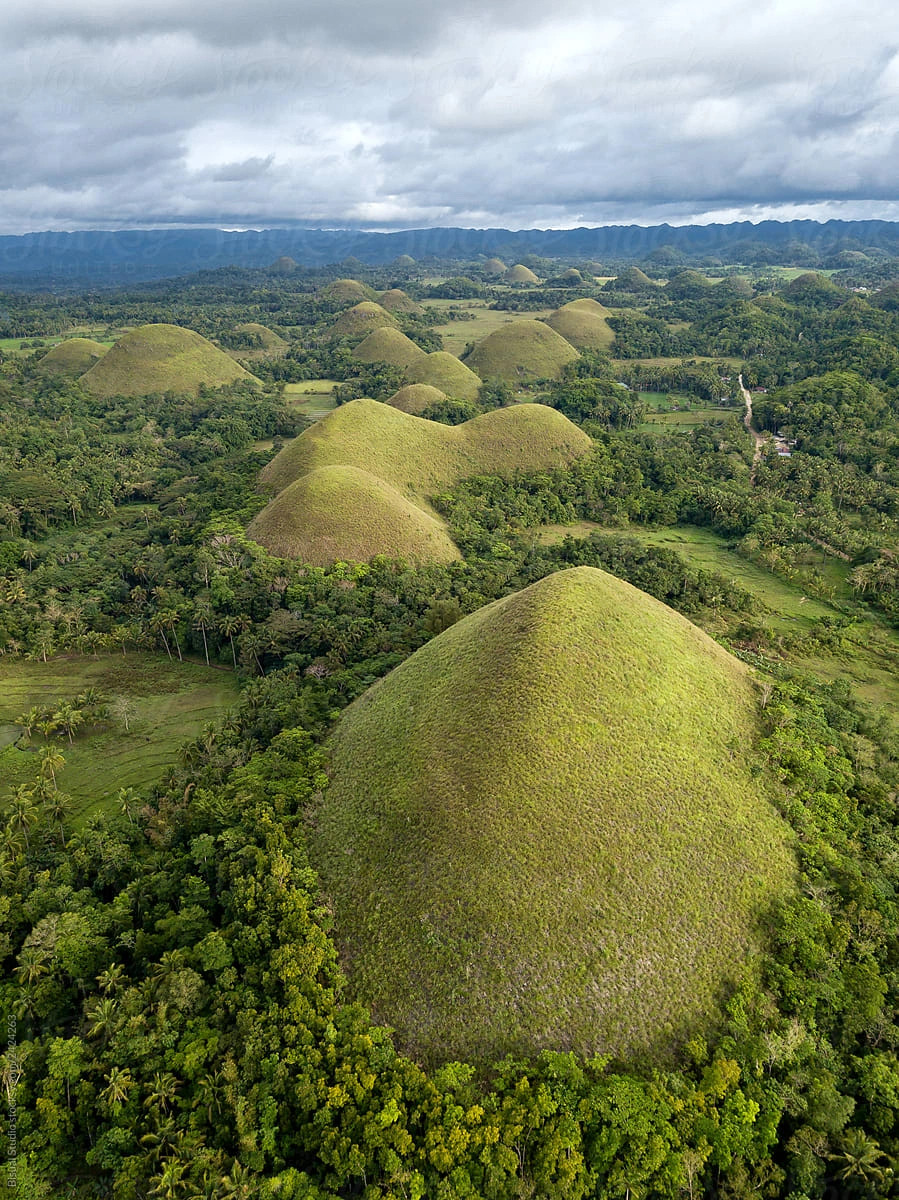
[5,218,899,286]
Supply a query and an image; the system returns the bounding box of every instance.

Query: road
[739,373,768,483]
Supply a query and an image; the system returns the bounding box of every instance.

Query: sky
[2,0,898,235]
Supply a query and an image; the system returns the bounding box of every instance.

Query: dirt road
[739,374,768,483]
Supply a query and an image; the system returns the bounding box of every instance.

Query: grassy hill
[80,324,259,397]
[386,383,448,414]
[247,465,461,565]
[463,319,580,382]
[405,351,482,401]
[310,566,795,1062]
[545,299,615,351]
[232,322,288,352]
[504,263,540,284]
[378,288,422,314]
[260,398,592,498]
[483,257,506,276]
[328,302,398,340]
[37,337,109,376]
[320,278,375,304]
[352,327,427,370]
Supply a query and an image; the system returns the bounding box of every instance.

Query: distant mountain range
[2,219,899,287]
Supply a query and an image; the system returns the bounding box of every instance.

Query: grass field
[0,654,238,825]
[311,566,794,1062]
[283,380,339,421]
[425,300,555,357]
[638,408,730,431]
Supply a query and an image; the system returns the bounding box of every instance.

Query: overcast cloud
[1,0,898,234]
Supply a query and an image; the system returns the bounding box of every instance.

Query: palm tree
[38,745,66,788]
[100,1066,134,1111]
[9,786,38,852]
[97,963,125,995]
[829,1127,890,1190]
[46,790,72,847]
[87,996,119,1043]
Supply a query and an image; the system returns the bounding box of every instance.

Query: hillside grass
[80,324,260,397]
[260,398,592,500]
[352,327,427,370]
[378,288,422,314]
[545,299,615,351]
[463,320,580,383]
[405,351,482,401]
[327,302,398,340]
[320,278,376,304]
[36,337,109,375]
[247,465,462,565]
[0,654,237,825]
[386,384,449,414]
[311,566,795,1062]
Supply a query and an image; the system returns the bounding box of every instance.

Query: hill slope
[259,398,592,498]
[80,324,259,397]
[328,302,398,339]
[463,319,580,382]
[405,351,482,400]
[36,337,108,376]
[311,566,795,1061]
[545,299,615,351]
[386,383,448,414]
[352,327,427,369]
[247,465,461,565]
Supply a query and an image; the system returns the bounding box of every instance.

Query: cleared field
[283,379,339,421]
[638,408,730,431]
[0,654,238,825]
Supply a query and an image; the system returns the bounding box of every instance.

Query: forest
[3,251,899,1199]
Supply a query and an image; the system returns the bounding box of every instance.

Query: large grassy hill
[386,383,448,414]
[463,319,580,382]
[310,566,795,1062]
[405,351,482,401]
[320,278,375,305]
[259,398,591,498]
[36,337,109,376]
[545,299,615,351]
[247,465,461,565]
[328,302,398,340]
[352,327,427,370]
[378,288,422,314]
[252,401,591,563]
[80,324,259,397]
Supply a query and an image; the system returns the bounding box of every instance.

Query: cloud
[1,0,898,234]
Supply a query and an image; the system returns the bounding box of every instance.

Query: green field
[638,408,731,431]
[426,300,555,356]
[0,654,238,825]
[283,379,339,420]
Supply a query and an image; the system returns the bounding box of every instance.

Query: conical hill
[311,566,795,1061]
[37,337,108,376]
[80,324,259,397]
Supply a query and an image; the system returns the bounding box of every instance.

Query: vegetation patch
[80,323,260,397]
[463,319,580,382]
[311,565,795,1062]
[0,654,237,823]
